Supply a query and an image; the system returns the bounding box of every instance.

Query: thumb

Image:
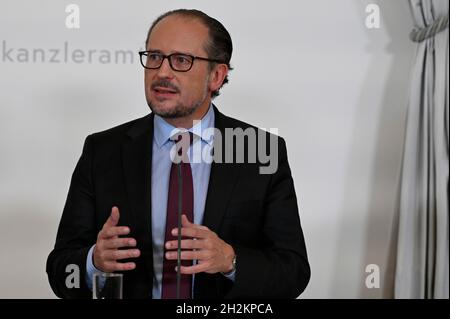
[105,206,120,228]
[181,214,193,227]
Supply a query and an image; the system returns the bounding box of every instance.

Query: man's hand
[164,215,235,275]
[93,206,140,272]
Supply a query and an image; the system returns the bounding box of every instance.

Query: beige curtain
[395,0,449,299]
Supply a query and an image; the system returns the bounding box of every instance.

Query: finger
[181,215,209,230]
[104,206,120,228]
[181,214,193,227]
[165,250,209,261]
[171,227,210,239]
[104,248,140,261]
[103,237,137,249]
[104,261,136,272]
[177,263,209,275]
[165,239,206,250]
[101,226,130,239]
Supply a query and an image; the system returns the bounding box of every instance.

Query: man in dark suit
[46,9,310,299]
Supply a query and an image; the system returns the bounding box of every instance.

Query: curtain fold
[395,0,449,299]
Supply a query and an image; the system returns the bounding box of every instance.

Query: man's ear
[209,64,229,93]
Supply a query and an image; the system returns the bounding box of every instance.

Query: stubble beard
[148,77,210,119]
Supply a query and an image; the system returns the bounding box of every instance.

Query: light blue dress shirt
[86,104,235,297]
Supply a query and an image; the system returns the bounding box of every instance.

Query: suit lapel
[202,107,239,233]
[121,114,154,277]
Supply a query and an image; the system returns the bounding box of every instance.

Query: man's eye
[175,55,190,64]
[149,54,162,61]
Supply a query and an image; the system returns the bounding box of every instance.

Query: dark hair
[145,9,233,98]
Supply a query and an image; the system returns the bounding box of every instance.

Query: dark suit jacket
[46,106,310,299]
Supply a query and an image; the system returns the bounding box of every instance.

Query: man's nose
[156,57,174,79]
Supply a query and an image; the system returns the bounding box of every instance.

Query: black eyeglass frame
[138,51,225,72]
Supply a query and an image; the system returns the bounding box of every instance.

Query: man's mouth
[153,86,179,95]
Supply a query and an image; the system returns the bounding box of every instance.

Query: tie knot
[170,132,196,162]
[170,131,194,145]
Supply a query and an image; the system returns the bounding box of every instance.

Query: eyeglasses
[138,51,224,72]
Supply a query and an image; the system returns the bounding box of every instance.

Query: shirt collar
[153,103,215,148]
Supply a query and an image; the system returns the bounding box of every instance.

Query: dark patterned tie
[161,132,194,299]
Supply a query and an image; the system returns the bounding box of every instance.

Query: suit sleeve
[46,135,97,299]
[226,137,310,298]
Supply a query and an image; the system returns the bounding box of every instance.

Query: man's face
[144,16,212,119]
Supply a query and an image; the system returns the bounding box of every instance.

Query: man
[46,9,310,299]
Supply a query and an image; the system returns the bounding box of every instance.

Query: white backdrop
[0,0,415,298]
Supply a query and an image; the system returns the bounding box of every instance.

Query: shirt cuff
[86,245,104,290]
[222,268,236,282]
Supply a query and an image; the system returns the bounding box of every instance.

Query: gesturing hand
[93,206,140,272]
[164,215,235,275]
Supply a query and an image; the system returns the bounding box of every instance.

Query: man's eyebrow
[147,49,193,56]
